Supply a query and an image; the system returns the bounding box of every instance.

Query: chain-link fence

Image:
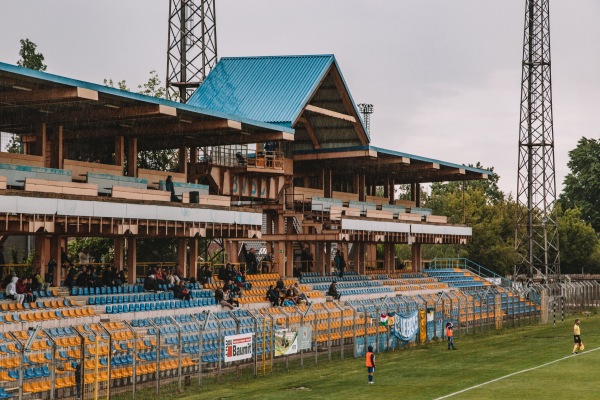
[6,281,600,399]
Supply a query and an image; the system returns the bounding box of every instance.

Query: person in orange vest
[366,345,376,384]
[446,322,457,350]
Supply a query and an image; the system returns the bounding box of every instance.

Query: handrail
[429,258,513,289]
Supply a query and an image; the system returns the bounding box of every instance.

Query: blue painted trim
[0,62,294,134]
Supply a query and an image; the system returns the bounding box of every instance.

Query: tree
[17,39,46,71]
[557,207,600,274]
[560,137,600,232]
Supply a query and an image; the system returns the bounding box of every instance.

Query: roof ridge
[220,54,335,61]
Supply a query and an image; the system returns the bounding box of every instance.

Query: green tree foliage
[67,237,114,265]
[17,39,47,71]
[560,137,600,232]
[423,165,518,275]
[557,207,600,274]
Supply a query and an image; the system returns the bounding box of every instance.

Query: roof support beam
[138,131,294,150]
[298,116,321,149]
[62,119,242,140]
[304,104,356,123]
[436,168,466,177]
[0,87,98,106]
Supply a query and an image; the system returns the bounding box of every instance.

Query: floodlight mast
[515,0,560,281]
[166,0,217,102]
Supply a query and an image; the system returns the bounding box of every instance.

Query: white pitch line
[433,347,600,400]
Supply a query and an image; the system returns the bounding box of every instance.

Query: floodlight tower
[358,103,374,134]
[166,0,217,102]
[515,0,560,280]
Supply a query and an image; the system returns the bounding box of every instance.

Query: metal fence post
[168,316,183,393]
[121,321,137,400]
[147,318,160,395]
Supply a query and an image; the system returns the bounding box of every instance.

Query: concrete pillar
[177,238,187,277]
[178,147,188,175]
[36,123,47,161]
[126,237,137,284]
[388,179,395,205]
[325,242,332,275]
[188,238,198,279]
[411,183,421,207]
[114,238,124,271]
[384,243,395,274]
[366,243,377,271]
[411,243,422,272]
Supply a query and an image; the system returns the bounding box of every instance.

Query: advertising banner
[392,311,420,341]
[274,329,298,357]
[224,333,254,363]
[297,326,312,350]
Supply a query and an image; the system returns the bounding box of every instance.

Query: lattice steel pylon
[166,0,217,102]
[515,0,560,279]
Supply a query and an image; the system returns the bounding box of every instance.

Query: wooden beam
[62,119,243,140]
[328,66,370,145]
[304,104,356,123]
[405,162,440,171]
[435,167,466,177]
[0,87,98,106]
[298,116,321,149]
[37,104,177,125]
[138,131,293,150]
[293,149,376,162]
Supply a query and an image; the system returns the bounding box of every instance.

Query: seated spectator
[155,267,166,287]
[327,281,341,300]
[215,288,235,310]
[75,268,87,288]
[16,278,35,303]
[235,271,252,290]
[292,282,310,305]
[65,265,78,289]
[5,276,25,303]
[46,258,57,287]
[285,285,298,304]
[172,264,183,283]
[116,268,126,285]
[143,273,157,292]
[266,285,281,306]
[173,280,191,301]
[31,269,44,291]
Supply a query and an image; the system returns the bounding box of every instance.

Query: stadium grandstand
[0,56,596,399]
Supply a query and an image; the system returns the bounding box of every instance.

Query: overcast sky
[2,0,599,196]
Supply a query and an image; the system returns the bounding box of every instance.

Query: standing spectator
[366,345,376,384]
[246,249,258,274]
[573,319,583,354]
[78,247,90,266]
[165,175,180,202]
[202,264,212,285]
[61,247,73,268]
[65,265,78,290]
[335,251,346,278]
[46,258,57,287]
[327,281,341,300]
[446,322,457,350]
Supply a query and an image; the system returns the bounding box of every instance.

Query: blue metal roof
[0,61,293,134]
[294,145,492,176]
[188,55,363,130]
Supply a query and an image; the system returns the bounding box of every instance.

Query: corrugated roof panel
[188,55,335,125]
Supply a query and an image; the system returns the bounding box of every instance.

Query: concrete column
[388,179,395,204]
[177,238,188,277]
[411,243,422,272]
[384,243,395,274]
[188,238,198,279]
[127,137,138,177]
[366,243,377,271]
[113,238,124,271]
[126,237,137,284]
[411,183,421,207]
